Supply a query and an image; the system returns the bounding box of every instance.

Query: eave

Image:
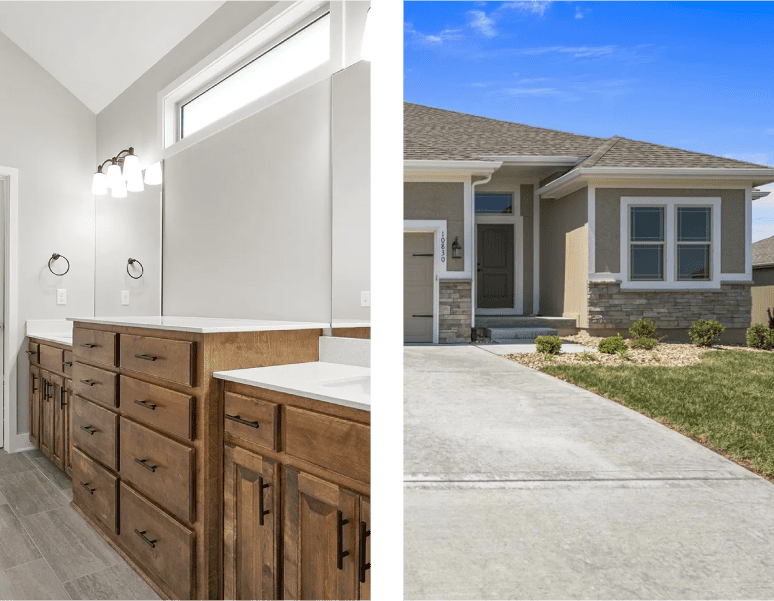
[404,160,503,180]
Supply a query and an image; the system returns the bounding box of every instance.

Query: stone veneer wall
[588,281,752,330]
[439,280,472,343]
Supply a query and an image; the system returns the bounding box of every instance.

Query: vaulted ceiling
[0,1,225,114]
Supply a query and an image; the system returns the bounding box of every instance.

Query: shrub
[689,319,725,347]
[579,351,596,362]
[629,318,656,340]
[630,336,658,350]
[599,333,628,354]
[535,335,562,356]
[746,324,774,350]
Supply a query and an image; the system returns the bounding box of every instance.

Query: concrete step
[486,327,558,341]
[476,315,577,330]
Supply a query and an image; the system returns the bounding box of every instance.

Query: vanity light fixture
[451,236,462,259]
[91,148,162,197]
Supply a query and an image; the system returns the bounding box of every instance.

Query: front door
[404,233,434,343]
[477,224,514,309]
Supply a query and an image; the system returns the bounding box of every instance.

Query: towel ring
[127,258,144,280]
[48,254,70,276]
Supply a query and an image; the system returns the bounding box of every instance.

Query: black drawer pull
[31,374,38,393]
[225,414,259,428]
[359,521,371,583]
[134,399,157,410]
[25,350,37,357]
[80,379,97,387]
[81,343,97,348]
[412,314,433,318]
[80,482,95,495]
[258,477,270,526]
[62,361,73,367]
[60,388,67,408]
[134,353,157,362]
[80,425,97,435]
[337,510,350,570]
[134,529,156,548]
[134,458,157,473]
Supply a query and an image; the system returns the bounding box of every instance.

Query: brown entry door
[477,224,514,308]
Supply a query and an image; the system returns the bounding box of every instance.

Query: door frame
[475,212,523,315]
[404,220,446,344]
[0,166,19,451]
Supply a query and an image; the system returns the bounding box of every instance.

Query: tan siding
[404,182,464,271]
[751,285,774,326]
[521,184,534,315]
[754,266,774,287]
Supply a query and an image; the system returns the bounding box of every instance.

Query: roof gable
[753,235,774,266]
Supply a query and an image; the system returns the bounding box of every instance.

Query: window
[629,206,664,281]
[676,207,711,280]
[476,193,513,214]
[180,10,330,139]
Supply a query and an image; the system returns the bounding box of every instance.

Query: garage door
[404,233,434,343]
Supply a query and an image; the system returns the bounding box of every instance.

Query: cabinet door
[39,372,54,458]
[224,445,279,600]
[51,378,67,471]
[359,497,370,600]
[284,468,359,601]
[64,380,73,475]
[29,367,40,445]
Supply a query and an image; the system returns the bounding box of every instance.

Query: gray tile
[0,489,7,506]
[0,449,35,476]
[20,506,121,582]
[22,449,45,460]
[0,559,71,600]
[64,564,160,600]
[0,505,41,570]
[31,454,71,491]
[0,469,70,517]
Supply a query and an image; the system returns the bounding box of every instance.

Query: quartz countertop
[67,316,329,334]
[214,362,370,412]
[28,333,73,347]
[26,319,74,347]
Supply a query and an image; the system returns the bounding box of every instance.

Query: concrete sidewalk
[404,345,774,599]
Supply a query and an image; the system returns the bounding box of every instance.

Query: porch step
[486,327,558,341]
[476,315,577,330]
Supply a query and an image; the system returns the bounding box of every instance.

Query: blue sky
[404,1,774,242]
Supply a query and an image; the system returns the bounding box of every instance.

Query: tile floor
[0,448,160,600]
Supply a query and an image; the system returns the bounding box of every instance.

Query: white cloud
[765,127,774,135]
[506,87,559,96]
[468,10,497,38]
[517,45,617,58]
[575,6,591,19]
[501,1,552,17]
[404,22,463,46]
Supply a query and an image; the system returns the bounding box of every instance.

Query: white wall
[0,31,96,442]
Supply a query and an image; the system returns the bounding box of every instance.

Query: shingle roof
[753,235,774,266]
[405,102,772,170]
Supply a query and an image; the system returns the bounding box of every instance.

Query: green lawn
[544,350,774,480]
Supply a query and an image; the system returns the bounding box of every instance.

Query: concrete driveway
[404,345,774,599]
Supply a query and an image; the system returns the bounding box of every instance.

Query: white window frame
[158,1,343,159]
[620,197,721,289]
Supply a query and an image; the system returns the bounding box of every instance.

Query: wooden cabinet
[29,366,40,445]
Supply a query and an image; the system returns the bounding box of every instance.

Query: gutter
[752,189,771,200]
[469,171,496,335]
[404,159,503,176]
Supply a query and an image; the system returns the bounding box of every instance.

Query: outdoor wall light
[452,236,462,259]
[91,147,162,197]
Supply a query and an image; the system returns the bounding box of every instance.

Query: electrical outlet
[360,291,371,307]
[121,290,130,306]
[56,289,66,305]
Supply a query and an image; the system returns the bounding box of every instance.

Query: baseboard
[7,433,35,454]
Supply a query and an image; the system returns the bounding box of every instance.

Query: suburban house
[404,102,774,344]
[752,234,774,325]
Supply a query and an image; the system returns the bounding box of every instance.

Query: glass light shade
[144,162,162,185]
[122,153,141,181]
[111,177,127,198]
[126,171,144,192]
[361,7,373,61]
[91,171,108,195]
[106,162,122,189]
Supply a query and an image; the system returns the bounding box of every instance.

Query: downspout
[469,172,495,339]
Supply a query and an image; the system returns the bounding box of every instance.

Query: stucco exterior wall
[540,187,588,323]
[404,182,464,271]
[594,188,747,276]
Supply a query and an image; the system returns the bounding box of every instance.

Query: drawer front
[120,418,194,523]
[63,350,74,376]
[73,363,118,408]
[73,328,117,367]
[27,341,40,364]
[72,396,119,471]
[39,345,64,374]
[120,376,195,441]
[120,335,195,387]
[119,483,194,600]
[285,407,370,484]
[224,392,278,451]
[71,447,118,533]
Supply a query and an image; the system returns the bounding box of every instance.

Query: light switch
[121,290,130,306]
[361,291,371,307]
[56,289,66,305]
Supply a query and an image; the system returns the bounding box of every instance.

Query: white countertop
[67,316,329,334]
[331,319,371,329]
[214,362,370,412]
[28,333,73,347]
[26,319,74,347]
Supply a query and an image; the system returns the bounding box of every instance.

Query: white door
[0,181,5,448]
[404,233,434,343]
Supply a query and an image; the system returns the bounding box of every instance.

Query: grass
[543,350,774,481]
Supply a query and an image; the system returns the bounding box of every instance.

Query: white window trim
[158,0,342,159]
[404,220,447,344]
[620,197,721,290]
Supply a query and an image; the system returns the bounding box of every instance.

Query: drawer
[39,345,64,374]
[120,418,195,523]
[120,376,195,441]
[73,328,117,367]
[285,407,370,484]
[71,447,118,533]
[26,341,39,364]
[73,363,118,408]
[120,335,195,387]
[224,392,278,451]
[72,396,119,471]
[63,350,74,376]
[118,483,194,600]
